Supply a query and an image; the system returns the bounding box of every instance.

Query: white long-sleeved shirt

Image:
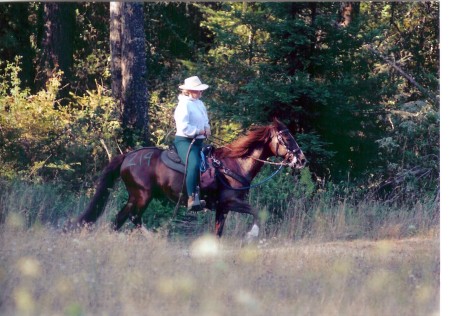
[174,94,210,138]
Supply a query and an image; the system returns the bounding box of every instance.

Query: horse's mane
[215,125,273,159]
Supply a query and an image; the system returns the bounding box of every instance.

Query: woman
[174,76,211,211]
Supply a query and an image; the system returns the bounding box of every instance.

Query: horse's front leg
[219,197,261,241]
[245,210,261,243]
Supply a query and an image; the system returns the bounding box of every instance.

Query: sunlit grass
[0,216,439,316]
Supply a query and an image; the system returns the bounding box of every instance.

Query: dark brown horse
[74,119,307,239]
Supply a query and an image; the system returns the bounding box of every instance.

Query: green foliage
[198,1,439,196]
[248,166,316,226]
[0,58,120,188]
[374,100,439,201]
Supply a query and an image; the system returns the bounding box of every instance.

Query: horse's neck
[236,146,272,180]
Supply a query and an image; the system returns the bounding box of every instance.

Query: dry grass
[0,215,439,316]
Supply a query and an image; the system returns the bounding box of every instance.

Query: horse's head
[269,119,307,169]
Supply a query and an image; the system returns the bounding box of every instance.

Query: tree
[198,2,439,186]
[110,2,149,148]
[36,2,76,104]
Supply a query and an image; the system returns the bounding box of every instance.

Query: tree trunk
[110,2,150,148]
[110,2,122,104]
[37,2,75,104]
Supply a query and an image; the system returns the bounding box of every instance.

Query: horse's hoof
[241,224,260,246]
[241,234,257,247]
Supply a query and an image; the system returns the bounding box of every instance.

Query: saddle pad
[161,150,186,174]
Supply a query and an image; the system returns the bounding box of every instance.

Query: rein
[250,156,290,166]
[207,128,299,191]
[215,162,285,191]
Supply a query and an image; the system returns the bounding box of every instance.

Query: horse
[72,119,307,240]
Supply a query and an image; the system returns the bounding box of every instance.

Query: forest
[0,3,441,314]
[0,2,440,234]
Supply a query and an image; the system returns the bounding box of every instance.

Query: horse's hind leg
[114,189,152,230]
[215,210,228,237]
[114,200,135,230]
[127,189,153,229]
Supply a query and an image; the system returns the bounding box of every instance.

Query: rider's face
[189,90,202,100]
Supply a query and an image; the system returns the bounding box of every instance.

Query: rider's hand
[205,128,211,137]
[198,129,205,136]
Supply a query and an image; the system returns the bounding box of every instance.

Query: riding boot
[187,195,206,212]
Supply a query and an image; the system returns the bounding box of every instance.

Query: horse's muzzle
[288,153,308,169]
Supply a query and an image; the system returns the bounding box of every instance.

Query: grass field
[0,217,439,316]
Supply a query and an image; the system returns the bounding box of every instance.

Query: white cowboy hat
[179,76,209,91]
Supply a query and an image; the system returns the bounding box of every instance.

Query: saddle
[161,145,217,190]
[161,145,248,190]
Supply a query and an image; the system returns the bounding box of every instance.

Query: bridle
[245,128,303,167]
[274,128,303,167]
[208,126,306,191]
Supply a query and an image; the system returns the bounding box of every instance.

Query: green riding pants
[174,136,204,196]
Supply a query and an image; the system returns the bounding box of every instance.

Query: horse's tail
[76,154,126,226]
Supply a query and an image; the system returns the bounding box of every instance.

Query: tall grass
[0,179,440,315]
[0,219,439,315]
[0,179,439,241]
[0,180,87,228]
